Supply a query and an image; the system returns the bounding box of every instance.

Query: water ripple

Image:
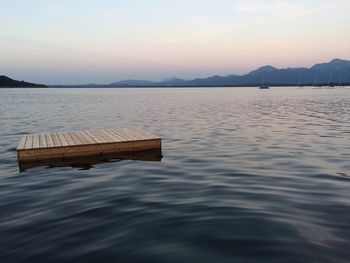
[0,87,349,262]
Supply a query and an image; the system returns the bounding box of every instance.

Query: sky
[1,0,350,85]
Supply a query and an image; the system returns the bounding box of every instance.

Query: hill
[0,75,46,88]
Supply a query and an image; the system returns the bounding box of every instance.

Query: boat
[297,75,303,87]
[260,74,270,89]
[259,85,270,89]
[328,72,334,87]
[313,71,319,86]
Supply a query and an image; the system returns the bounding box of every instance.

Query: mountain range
[2,59,350,88]
[0,75,46,88]
[107,59,350,87]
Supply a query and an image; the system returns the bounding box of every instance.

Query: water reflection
[18,149,163,172]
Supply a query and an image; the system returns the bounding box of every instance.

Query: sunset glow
[1,0,350,84]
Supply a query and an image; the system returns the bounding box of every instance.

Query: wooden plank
[110,128,132,141]
[90,130,110,143]
[39,134,47,148]
[119,128,141,140]
[32,134,40,149]
[106,129,125,141]
[68,132,83,145]
[100,130,119,142]
[80,131,98,144]
[85,130,104,144]
[17,136,27,150]
[125,128,151,140]
[136,128,158,138]
[122,128,142,140]
[51,133,62,147]
[74,131,91,145]
[57,132,69,147]
[45,133,54,148]
[105,129,125,141]
[97,130,115,142]
[77,131,96,144]
[24,135,33,150]
[129,128,157,139]
[62,132,75,146]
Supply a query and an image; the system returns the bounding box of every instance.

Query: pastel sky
[1,0,350,85]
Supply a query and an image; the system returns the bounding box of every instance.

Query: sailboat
[313,71,319,86]
[328,72,334,87]
[259,74,270,89]
[297,74,303,87]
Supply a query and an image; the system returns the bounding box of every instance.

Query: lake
[0,87,349,262]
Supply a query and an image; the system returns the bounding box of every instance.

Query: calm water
[0,87,350,263]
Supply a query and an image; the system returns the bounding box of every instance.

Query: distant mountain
[0,75,46,88]
[110,79,157,86]
[108,59,350,87]
[249,65,278,75]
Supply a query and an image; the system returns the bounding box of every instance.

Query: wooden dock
[17,128,162,163]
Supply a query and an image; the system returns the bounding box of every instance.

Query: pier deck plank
[17,128,162,162]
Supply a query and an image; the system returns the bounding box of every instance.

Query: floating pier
[17,128,162,163]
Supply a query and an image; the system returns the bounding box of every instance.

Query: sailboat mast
[328,72,332,86]
[313,72,319,86]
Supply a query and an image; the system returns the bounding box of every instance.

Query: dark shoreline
[48,84,350,88]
